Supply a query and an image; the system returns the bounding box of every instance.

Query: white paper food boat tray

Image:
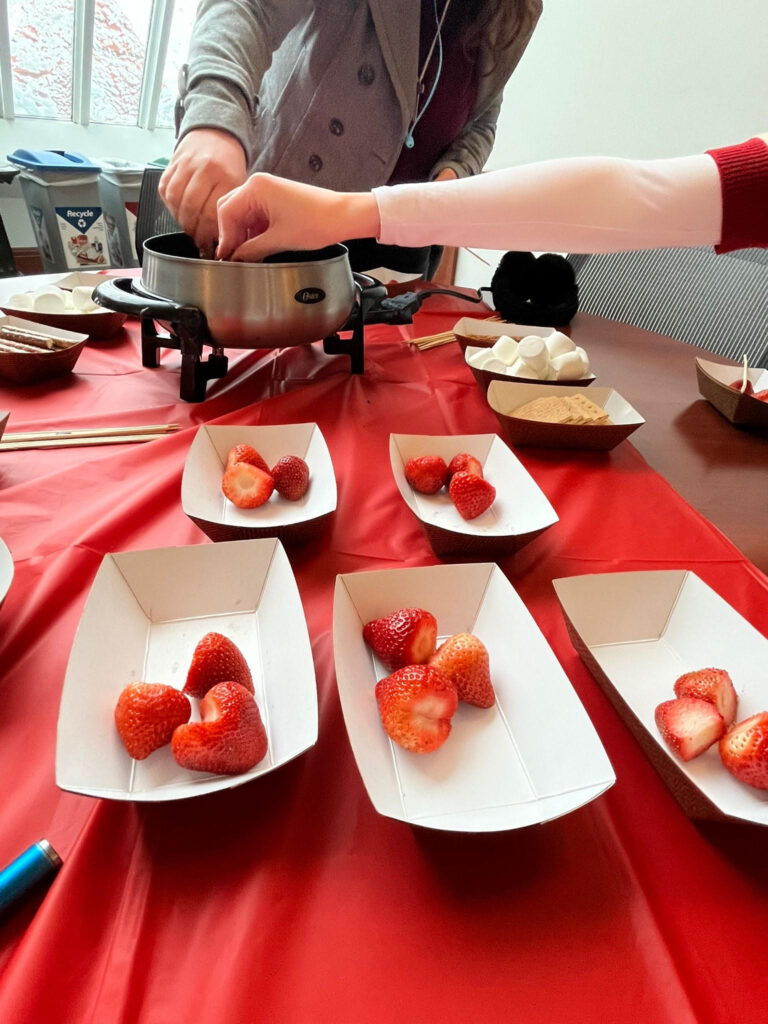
[389,433,558,557]
[333,562,614,832]
[181,422,336,543]
[56,538,318,801]
[554,569,768,824]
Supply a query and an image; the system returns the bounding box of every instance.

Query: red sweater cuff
[707,137,768,253]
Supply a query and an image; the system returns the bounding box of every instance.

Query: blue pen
[0,840,62,915]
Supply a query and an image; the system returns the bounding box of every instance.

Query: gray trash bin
[98,158,145,268]
[7,149,108,272]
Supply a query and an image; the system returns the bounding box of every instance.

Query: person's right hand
[159,129,248,251]
[216,173,380,262]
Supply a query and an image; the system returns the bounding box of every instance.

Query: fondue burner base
[139,301,364,403]
[322,301,364,374]
[94,274,482,402]
[140,306,229,403]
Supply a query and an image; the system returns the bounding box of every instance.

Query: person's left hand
[433,167,459,182]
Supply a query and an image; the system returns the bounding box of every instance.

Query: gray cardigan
[177,0,542,190]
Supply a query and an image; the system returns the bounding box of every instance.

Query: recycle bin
[7,149,108,272]
[98,158,145,268]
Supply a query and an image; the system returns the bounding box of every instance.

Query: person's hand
[216,173,381,262]
[159,129,248,251]
[433,167,459,182]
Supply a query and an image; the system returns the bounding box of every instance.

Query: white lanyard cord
[404,0,453,149]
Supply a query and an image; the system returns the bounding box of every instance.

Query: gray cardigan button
[357,64,375,86]
[308,153,323,172]
[329,118,344,136]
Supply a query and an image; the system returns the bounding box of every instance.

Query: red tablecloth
[1,303,768,1024]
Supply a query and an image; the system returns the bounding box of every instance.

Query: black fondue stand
[97,276,481,402]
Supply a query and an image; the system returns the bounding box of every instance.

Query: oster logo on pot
[294,288,325,304]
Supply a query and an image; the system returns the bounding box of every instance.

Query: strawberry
[271,455,310,500]
[447,452,483,481]
[375,664,458,754]
[673,667,738,727]
[225,443,271,475]
[222,462,274,508]
[719,712,768,790]
[404,455,449,494]
[362,607,437,671]
[114,683,191,760]
[171,681,268,775]
[448,471,496,520]
[429,632,494,708]
[654,697,726,762]
[184,631,254,699]
[753,389,768,402]
[729,378,754,395]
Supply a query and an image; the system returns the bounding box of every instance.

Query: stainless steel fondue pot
[93,231,482,401]
[93,234,381,349]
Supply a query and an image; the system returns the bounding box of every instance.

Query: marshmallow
[466,347,499,370]
[509,357,543,380]
[575,346,590,374]
[545,330,576,359]
[551,350,589,380]
[32,288,68,313]
[6,292,33,310]
[483,357,511,374]
[72,285,98,311]
[490,334,519,365]
[518,335,551,374]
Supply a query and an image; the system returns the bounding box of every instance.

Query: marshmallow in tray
[545,330,576,359]
[551,348,591,380]
[72,285,99,311]
[467,329,590,381]
[6,291,33,310]
[466,333,519,371]
[31,287,72,313]
[4,283,100,314]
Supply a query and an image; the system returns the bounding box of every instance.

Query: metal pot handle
[92,277,192,320]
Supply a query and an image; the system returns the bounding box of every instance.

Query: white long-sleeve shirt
[373,153,722,253]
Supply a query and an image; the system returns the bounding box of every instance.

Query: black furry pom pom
[490,251,579,326]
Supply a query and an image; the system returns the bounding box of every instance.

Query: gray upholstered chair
[568,246,768,367]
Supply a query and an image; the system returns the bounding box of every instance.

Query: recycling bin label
[55,206,109,268]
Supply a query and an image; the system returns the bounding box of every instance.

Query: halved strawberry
[171,681,268,775]
[448,471,496,520]
[673,667,738,727]
[429,632,494,708]
[654,696,726,762]
[184,632,254,699]
[226,444,271,475]
[447,452,483,482]
[753,389,768,402]
[362,607,437,671]
[222,462,274,508]
[375,664,458,754]
[729,378,754,395]
[114,682,191,760]
[719,712,768,790]
[404,455,449,494]
[271,455,310,500]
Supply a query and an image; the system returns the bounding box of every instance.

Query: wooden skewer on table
[0,423,180,451]
[407,314,502,351]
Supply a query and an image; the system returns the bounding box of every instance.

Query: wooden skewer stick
[3,423,180,443]
[0,433,175,452]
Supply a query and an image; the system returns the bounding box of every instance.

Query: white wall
[455,0,768,289]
